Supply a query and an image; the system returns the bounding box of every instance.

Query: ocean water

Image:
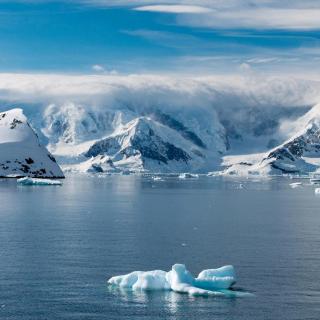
[0,175,320,320]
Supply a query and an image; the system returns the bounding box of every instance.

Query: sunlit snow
[108,264,252,297]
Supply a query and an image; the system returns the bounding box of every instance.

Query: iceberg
[152,176,163,181]
[178,173,199,179]
[17,177,62,186]
[108,263,251,297]
[315,188,320,194]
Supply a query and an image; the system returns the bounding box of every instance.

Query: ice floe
[108,263,252,297]
[17,177,62,186]
[315,188,320,194]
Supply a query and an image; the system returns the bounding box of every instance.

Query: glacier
[108,263,251,297]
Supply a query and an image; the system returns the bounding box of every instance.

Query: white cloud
[4,1,320,30]
[83,0,320,30]
[180,8,320,30]
[1,72,320,145]
[134,5,213,14]
[91,65,119,75]
[0,72,319,110]
[92,64,105,72]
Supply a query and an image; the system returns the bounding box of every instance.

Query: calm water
[0,175,320,320]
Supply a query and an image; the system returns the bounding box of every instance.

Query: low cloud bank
[0,72,319,141]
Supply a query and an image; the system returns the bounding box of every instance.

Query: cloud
[0,72,319,109]
[180,8,320,30]
[92,64,105,72]
[3,1,320,30]
[0,71,319,143]
[91,65,119,75]
[82,0,320,30]
[134,5,212,14]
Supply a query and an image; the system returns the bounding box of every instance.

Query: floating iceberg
[178,173,199,179]
[315,188,320,194]
[108,264,251,297]
[17,177,62,186]
[152,176,163,181]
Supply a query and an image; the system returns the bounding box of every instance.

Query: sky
[0,0,320,75]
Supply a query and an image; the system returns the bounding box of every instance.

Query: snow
[17,177,62,186]
[0,109,64,178]
[108,263,251,297]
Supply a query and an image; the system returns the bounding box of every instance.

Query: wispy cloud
[179,8,320,30]
[134,5,212,14]
[82,0,320,30]
[3,1,320,30]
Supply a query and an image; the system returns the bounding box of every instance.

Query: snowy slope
[221,104,320,176]
[0,109,64,178]
[64,113,226,173]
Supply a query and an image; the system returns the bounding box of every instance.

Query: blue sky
[0,0,320,75]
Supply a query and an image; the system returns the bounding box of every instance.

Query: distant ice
[17,177,62,186]
[179,173,199,179]
[152,176,163,181]
[315,188,320,194]
[108,263,252,297]
[290,182,302,188]
[310,178,320,185]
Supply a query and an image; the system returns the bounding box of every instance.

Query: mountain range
[1,74,320,177]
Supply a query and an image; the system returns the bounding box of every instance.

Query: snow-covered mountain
[221,104,320,176]
[48,104,227,174]
[29,101,320,176]
[0,108,64,178]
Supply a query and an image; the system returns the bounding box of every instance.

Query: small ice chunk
[315,188,320,194]
[290,182,302,188]
[152,176,163,181]
[179,173,199,179]
[17,177,62,186]
[108,263,251,297]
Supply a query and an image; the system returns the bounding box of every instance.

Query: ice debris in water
[315,188,320,194]
[178,173,199,179]
[108,263,252,297]
[152,176,163,181]
[17,177,62,186]
[290,182,302,188]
